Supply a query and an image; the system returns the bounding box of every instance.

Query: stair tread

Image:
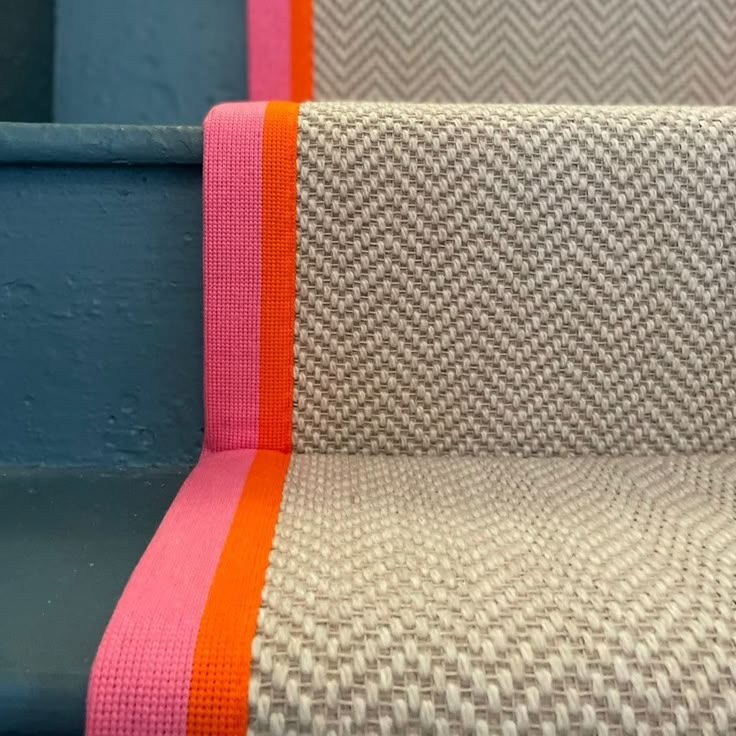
[0,466,186,736]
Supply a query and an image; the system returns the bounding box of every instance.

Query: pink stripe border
[86,449,255,736]
[248,0,291,100]
[203,102,266,452]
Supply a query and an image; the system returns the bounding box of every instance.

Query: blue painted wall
[0,155,204,466]
[55,0,247,125]
[3,0,250,466]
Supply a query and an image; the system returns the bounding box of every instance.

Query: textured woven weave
[293,102,736,455]
[88,101,736,735]
[251,452,736,735]
[249,0,736,105]
[204,101,298,452]
[203,101,265,450]
[248,0,291,100]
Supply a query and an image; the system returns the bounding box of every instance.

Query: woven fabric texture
[204,101,298,452]
[89,101,736,736]
[250,452,736,735]
[203,101,265,451]
[310,0,736,105]
[293,102,736,455]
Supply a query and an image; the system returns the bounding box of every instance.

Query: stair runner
[248,0,736,106]
[85,102,736,735]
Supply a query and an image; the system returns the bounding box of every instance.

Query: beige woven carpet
[293,103,736,455]
[312,0,736,105]
[86,101,736,735]
[250,453,736,734]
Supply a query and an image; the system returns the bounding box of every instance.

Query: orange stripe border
[259,102,299,451]
[291,0,313,101]
[186,450,290,736]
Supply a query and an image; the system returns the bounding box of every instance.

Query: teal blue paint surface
[0,123,202,165]
[1,126,205,465]
[55,0,247,125]
[0,0,54,122]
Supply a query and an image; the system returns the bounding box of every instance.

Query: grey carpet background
[293,103,736,455]
[250,453,736,734]
[313,0,736,105]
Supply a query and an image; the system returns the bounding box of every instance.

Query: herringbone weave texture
[250,453,736,735]
[313,0,736,105]
[293,103,736,454]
